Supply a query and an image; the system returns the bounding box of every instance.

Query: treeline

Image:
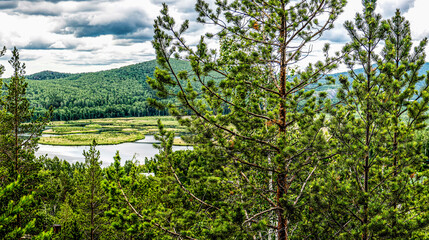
[25,59,190,120]
[27,70,74,80]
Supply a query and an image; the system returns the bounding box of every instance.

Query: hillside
[27,71,76,80]
[26,61,429,121]
[27,59,191,121]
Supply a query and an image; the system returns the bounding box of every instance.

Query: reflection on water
[35,135,191,167]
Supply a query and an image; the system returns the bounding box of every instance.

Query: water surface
[35,135,190,167]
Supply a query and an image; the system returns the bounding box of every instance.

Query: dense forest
[1,0,429,240]
[24,59,192,121]
[23,60,429,122]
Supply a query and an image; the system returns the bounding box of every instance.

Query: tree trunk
[276,172,287,240]
[277,4,288,239]
[363,44,372,240]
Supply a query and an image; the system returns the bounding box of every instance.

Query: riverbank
[36,135,192,167]
[39,116,191,146]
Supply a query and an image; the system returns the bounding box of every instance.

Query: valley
[39,116,189,146]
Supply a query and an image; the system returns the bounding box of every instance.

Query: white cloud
[0,0,428,77]
[378,0,416,17]
[404,0,429,40]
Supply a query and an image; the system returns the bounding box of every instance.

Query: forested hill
[27,71,75,80]
[26,61,429,121]
[27,59,190,121]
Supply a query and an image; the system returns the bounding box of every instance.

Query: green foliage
[54,219,83,240]
[0,47,50,182]
[0,47,51,238]
[27,71,74,80]
[0,177,36,239]
[2,1,429,239]
[26,59,191,121]
[316,3,429,239]
[68,140,112,239]
[147,0,346,239]
[105,121,251,239]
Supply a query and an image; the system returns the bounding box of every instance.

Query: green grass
[40,116,188,146]
[39,132,146,146]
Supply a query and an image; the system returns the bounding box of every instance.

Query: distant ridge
[25,60,429,121]
[27,62,429,81]
[26,70,76,80]
[26,59,191,121]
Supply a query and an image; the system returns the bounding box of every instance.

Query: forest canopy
[0,0,428,239]
[23,59,190,121]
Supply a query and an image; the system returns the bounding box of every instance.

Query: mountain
[27,59,191,121]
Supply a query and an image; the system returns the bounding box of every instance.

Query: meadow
[39,116,189,146]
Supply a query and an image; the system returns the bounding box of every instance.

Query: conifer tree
[378,8,429,238]
[0,177,36,239]
[71,140,109,240]
[105,121,249,239]
[0,47,49,182]
[146,0,346,238]
[0,48,34,240]
[0,46,9,184]
[0,46,52,239]
[319,1,429,239]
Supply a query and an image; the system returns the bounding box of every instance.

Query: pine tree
[105,121,252,239]
[0,46,9,184]
[319,2,429,239]
[0,47,52,239]
[0,47,49,182]
[146,0,346,238]
[378,8,429,238]
[71,140,109,240]
[0,177,36,239]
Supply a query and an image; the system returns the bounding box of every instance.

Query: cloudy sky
[0,0,427,76]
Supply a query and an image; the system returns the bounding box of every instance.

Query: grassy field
[39,116,190,146]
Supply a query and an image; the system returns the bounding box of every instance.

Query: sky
[0,0,427,76]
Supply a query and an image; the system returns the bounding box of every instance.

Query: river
[35,135,191,167]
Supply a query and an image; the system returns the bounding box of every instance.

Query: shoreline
[38,116,191,146]
[39,135,192,147]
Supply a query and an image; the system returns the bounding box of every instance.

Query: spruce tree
[146,0,346,238]
[319,1,429,239]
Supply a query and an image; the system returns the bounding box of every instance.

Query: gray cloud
[20,39,79,50]
[18,7,61,16]
[398,0,416,12]
[57,10,152,41]
[21,39,54,49]
[23,0,95,2]
[0,1,17,9]
[11,1,104,16]
[116,29,155,43]
[21,55,42,61]
[149,0,200,14]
